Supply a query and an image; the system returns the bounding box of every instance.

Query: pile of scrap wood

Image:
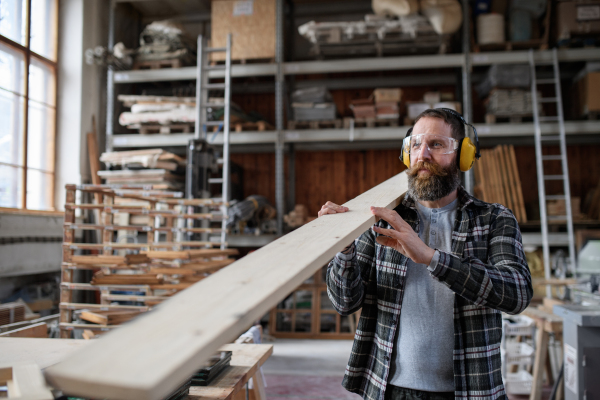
[0,303,26,326]
[69,249,239,330]
[473,145,527,222]
[118,95,196,130]
[98,169,184,191]
[118,95,272,133]
[99,149,186,190]
[283,204,316,228]
[101,149,186,171]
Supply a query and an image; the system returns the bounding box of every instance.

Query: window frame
[0,0,59,211]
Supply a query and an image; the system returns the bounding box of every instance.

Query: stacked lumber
[100,149,186,172]
[283,204,316,228]
[98,169,185,191]
[118,95,196,129]
[0,303,26,326]
[473,145,527,222]
[60,184,236,337]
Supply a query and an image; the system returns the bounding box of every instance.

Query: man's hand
[370,206,435,265]
[318,201,349,217]
[318,201,354,253]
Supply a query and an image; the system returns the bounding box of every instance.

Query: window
[0,0,58,210]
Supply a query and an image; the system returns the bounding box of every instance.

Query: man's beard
[406,160,461,201]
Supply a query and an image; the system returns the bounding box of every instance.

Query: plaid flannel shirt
[326,186,532,400]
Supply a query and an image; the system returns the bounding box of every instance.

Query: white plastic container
[477,13,505,45]
[503,342,535,365]
[504,370,533,395]
[503,315,535,337]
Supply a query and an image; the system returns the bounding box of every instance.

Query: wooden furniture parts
[522,306,564,400]
[270,265,359,339]
[44,172,408,400]
[60,184,236,337]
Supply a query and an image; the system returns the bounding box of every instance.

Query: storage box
[350,98,376,119]
[576,71,600,115]
[375,102,399,119]
[557,1,600,40]
[505,370,533,395]
[374,88,402,103]
[211,0,276,61]
[423,91,441,104]
[407,102,431,120]
[434,102,462,114]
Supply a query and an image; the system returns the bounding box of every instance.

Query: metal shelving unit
[105,0,600,240]
[109,120,600,149]
[112,48,600,84]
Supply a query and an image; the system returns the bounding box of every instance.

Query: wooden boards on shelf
[44,172,408,400]
[473,145,527,222]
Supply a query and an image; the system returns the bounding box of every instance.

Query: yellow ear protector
[402,108,481,172]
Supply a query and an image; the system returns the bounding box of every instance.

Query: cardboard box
[557,1,600,40]
[407,103,431,120]
[434,101,462,114]
[576,71,600,115]
[374,88,402,103]
[375,102,399,119]
[350,98,376,119]
[423,91,441,104]
[211,0,276,61]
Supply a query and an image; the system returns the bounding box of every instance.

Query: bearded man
[319,109,532,400]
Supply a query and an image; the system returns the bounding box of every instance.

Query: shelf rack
[59,184,236,337]
[106,0,600,237]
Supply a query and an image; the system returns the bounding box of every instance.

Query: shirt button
[432,231,436,235]
[385,355,390,361]
[392,319,398,325]
[432,220,437,223]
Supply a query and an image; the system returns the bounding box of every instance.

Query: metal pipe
[461,0,474,194]
[275,0,285,235]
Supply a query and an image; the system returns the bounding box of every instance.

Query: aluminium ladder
[529,48,576,297]
[187,34,232,250]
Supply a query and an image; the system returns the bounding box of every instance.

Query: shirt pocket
[374,242,405,300]
[463,240,488,262]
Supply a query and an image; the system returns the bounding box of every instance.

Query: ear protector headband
[402,108,481,172]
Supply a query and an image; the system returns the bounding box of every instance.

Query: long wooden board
[44,172,408,400]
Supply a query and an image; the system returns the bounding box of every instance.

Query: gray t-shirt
[388,198,458,392]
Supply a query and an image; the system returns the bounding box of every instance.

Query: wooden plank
[0,338,89,370]
[44,172,408,400]
[0,322,48,338]
[508,145,527,222]
[0,364,54,400]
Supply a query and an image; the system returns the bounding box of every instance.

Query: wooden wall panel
[505,144,600,217]
[232,143,600,221]
[293,150,406,216]
[232,92,276,125]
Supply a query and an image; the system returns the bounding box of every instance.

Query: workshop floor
[262,339,361,400]
[261,339,553,400]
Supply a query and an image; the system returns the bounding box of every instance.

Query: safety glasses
[402,134,459,156]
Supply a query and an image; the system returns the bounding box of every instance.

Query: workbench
[0,338,272,400]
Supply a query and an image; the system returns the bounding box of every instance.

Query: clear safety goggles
[402,134,459,156]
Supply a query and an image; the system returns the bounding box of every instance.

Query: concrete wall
[55,0,107,210]
[0,213,64,278]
